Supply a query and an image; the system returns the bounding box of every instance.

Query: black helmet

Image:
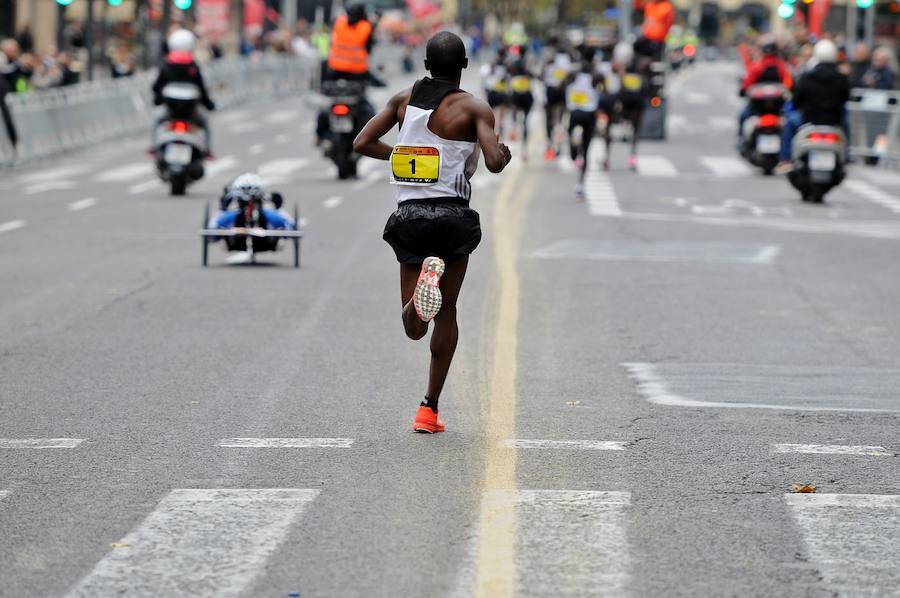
[347,3,366,24]
[761,40,778,56]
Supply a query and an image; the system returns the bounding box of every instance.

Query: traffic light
[856,0,874,7]
[55,0,74,5]
[778,2,795,18]
[108,0,122,5]
[173,0,191,9]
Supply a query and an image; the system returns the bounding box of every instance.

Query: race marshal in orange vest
[641,0,675,43]
[327,4,374,76]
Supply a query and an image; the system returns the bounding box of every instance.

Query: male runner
[353,31,512,433]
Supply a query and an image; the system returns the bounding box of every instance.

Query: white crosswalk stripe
[636,155,678,177]
[775,443,892,456]
[0,438,84,448]
[786,493,900,595]
[96,163,154,182]
[585,143,621,216]
[0,490,9,502]
[457,490,631,597]
[0,220,26,234]
[502,439,626,450]
[699,156,754,177]
[845,179,900,214]
[64,489,319,598]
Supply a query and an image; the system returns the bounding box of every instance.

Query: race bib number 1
[391,145,441,185]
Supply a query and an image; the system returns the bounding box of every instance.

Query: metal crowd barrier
[0,54,316,166]
[847,88,900,167]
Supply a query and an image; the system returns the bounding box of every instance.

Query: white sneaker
[413,257,445,322]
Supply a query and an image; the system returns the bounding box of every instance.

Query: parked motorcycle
[740,83,786,175]
[786,124,846,204]
[153,83,207,195]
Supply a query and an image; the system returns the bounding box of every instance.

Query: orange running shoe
[544,148,556,161]
[413,257,445,322]
[412,406,446,433]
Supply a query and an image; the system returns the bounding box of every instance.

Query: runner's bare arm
[353,90,408,160]
[472,101,511,173]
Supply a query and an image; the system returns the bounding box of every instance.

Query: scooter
[740,83,786,175]
[153,83,207,196]
[786,124,846,204]
[320,79,368,180]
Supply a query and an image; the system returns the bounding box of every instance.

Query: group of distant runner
[479,34,659,199]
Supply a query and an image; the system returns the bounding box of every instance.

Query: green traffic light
[856,0,874,7]
[783,0,796,4]
[108,0,123,5]
[173,0,192,9]
[777,2,795,18]
[56,0,74,5]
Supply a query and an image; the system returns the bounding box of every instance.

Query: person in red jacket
[737,39,792,146]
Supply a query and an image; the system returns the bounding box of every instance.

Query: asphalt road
[2,56,900,598]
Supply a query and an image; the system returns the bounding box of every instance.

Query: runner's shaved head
[425,31,468,77]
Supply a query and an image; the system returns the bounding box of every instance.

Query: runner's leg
[424,256,468,406]
[400,263,428,340]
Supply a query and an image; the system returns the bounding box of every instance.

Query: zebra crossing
[3,434,899,597]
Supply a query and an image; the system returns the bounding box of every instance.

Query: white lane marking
[258,158,308,179]
[25,180,79,195]
[623,362,900,413]
[532,239,780,264]
[96,163,154,183]
[774,444,892,456]
[616,210,900,240]
[667,114,688,133]
[585,141,621,216]
[636,155,678,177]
[228,121,259,134]
[264,109,300,124]
[128,179,162,195]
[0,220,26,234]
[502,439,626,451]
[205,155,238,178]
[64,489,319,598]
[322,196,343,209]
[699,156,754,177]
[18,164,89,184]
[460,491,630,597]
[845,179,900,214]
[0,490,9,501]
[298,217,309,228]
[68,198,98,211]
[786,493,900,595]
[0,438,84,448]
[708,115,734,130]
[352,170,382,190]
[248,143,264,155]
[685,92,711,104]
[217,438,354,448]
[216,109,251,124]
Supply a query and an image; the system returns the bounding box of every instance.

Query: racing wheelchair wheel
[202,202,210,267]
[293,202,301,269]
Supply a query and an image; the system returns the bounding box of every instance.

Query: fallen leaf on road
[110,543,131,548]
[789,484,817,493]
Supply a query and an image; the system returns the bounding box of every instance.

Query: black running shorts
[487,90,508,108]
[545,86,565,106]
[383,199,482,265]
[511,92,534,112]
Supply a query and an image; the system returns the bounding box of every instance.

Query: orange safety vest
[642,1,675,43]
[327,16,372,74]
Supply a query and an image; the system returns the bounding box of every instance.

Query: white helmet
[168,29,196,53]
[231,172,265,201]
[813,39,837,63]
[613,41,634,65]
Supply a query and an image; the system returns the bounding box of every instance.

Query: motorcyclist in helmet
[216,173,294,232]
[776,40,850,173]
[737,37,792,147]
[152,29,215,156]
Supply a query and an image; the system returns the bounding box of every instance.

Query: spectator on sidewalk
[848,43,870,88]
[0,74,17,150]
[1,39,32,93]
[862,47,897,91]
[110,43,136,78]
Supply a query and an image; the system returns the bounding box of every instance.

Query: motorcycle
[786,124,846,204]
[153,83,207,196]
[740,83,786,175]
[320,79,369,180]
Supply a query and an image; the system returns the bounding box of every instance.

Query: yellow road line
[473,160,535,598]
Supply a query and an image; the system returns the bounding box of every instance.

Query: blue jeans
[779,110,804,161]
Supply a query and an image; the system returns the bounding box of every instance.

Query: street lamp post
[86,0,95,80]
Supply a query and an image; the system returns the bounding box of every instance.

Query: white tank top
[566,71,600,112]
[392,78,480,204]
[544,53,572,88]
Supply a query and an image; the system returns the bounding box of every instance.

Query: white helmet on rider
[613,41,634,65]
[813,39,837,64]
[168,29,196,53]
[231,172,266,201]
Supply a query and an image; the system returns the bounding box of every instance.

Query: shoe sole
[412,424,444,434]
[413,257,445,322]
